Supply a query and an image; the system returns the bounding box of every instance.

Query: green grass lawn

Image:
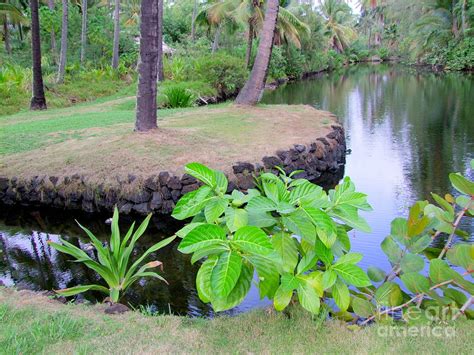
[0,93,336,183]
[0,288,472,354]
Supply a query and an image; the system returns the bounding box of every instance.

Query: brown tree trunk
[57,0,68,84]
[80,0,88,65]
[135,0,159,132]
[3,18,11,55]
[157,0,164,81]
[191,0,198,41]
[235,0,279,105]
[112,0,120,69]
[30,0,47,110]
[461,0,467,35]
[245,21,254,68]
[48,0,57,64]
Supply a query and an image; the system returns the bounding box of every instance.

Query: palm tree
[320,0,356,52]
[29,0,47,110]
[191,0,199,41]
[0,1,27,55]
[57,0,68,84]
[235,0,279,105]
[112,0,120,68]
[198,0,309,67]
[80,0,88,65]
[135,0,160,131]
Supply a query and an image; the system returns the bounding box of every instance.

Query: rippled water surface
[1,64,473,316]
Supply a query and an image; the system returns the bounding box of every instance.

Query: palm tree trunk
[48,0,57,64]
[30,0,47,110]
[112,0,120,69]
[191,0,198,41]
[211,24,222,53]
[3,17,11,55]
[57,0,68,84]
[235,0,279,105]
[135,0,159,132]
[80,0,88,65]
[245,21,254,68]
[157,0,164,81]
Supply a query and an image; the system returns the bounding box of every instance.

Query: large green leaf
[212,262,253,312]
[214,170,228,193]
[274,284,294,311]
[407,234,432,254]
[211,251,243,298]
[205,197,227,223]
[247,210,277,228]
[296,251,318,274]
[315,239,334,267]
[301,206,337,248]
[55,284,109,297]
[429,259,456,284]
[401,272,430,294]
[400,253,425,273]
[352,297,375,318]
[175,222,204,239]
[322,269,337,290]
[232,226,273,255]
[328,205,371,233]
[381,236,403,264]
[335,252,363,266]
[272,232,298,273]
[375,282,403,307]
[185,162,216,188]
[196,256,218,303]
[289,181,323,205]
[246,196,277,212]
[225,207,248,232]
[332,279,350,311]
[283,209,317,245]
[449,173,474,196]
[332,263,371,287]
[178,224,227,254]
[297,279,321,314]
[246,254,279,299]
[446,244,473,271]
[172,186,213,220]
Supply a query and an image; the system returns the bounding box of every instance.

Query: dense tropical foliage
[172,162,473,322]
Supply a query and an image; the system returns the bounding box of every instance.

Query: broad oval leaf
[400,253,425,273]
[333,279,350,311]
[272,232,299,273]
[367,266,386,282]
[212,262,253,312]
[332,263,371,287]
[211,251,243,298]
[352,297,375,318]
[178,224,227,254]
[375,281,403,307]
[232,226,273,255]
[185,162,216,188]
[401,272,430,294]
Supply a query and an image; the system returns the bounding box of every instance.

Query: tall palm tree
[191,0,199,41]
[198,0,309,67]
[112,0,120,68]
[135,0,160,131]
[57,0,68,84]
[80,0,88,65]
[235,0,279,105]
[320,0,356,52]
[29,0,47,110]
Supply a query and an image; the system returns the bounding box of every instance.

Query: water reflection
[263,64,474,270]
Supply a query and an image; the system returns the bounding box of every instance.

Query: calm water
[1,64,473,316]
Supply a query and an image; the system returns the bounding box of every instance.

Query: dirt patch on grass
[1,104,338,183]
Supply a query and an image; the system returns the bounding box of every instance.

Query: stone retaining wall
[0,125,346,215]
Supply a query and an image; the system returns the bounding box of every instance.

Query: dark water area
[1,64,473,316]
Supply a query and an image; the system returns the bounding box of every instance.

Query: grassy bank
[0,94,337,183]
[0,288,472,354]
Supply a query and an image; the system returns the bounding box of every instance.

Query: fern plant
[48,207,176,303]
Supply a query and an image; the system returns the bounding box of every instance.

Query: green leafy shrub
[191,53,247,98]
[49,208,176,303]
[172,163,372,313]
[284,45,306,79]
[161,86,195,108]
[268,46,288,82]
[172,162,474,323]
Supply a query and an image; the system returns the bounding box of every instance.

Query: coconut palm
[112,0,120,68]
[198,0,309,67]
[320,0,356,52]
[135,0,160,131]
[29,0,47,110]
[235,0,279,105]
[80,0,88,65]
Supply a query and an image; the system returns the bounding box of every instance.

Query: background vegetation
[2,0,472,116]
